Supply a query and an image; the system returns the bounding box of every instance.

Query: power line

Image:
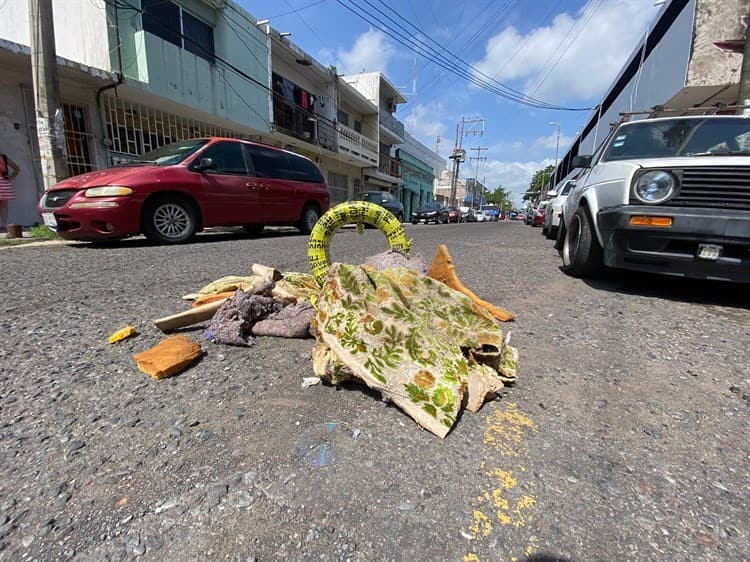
[374,0,540,104]
[340,0,590,110]
[415,0,514,98]
[263,0,328,19]
[526,0,604,98]
[280,0,348,74]
[490,0,562,81]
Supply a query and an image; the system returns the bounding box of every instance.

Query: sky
[238,0,664,206]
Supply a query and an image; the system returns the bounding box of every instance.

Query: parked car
[411,201,450,224]
[517,213,526,222]
[508,211,518,220]
[480,204,500,222]
[352,190,404,222]
[458,206,477,222]
[557,115,750,282]
[543,179,576,239]
[38,138,330,244]
[531,201,548,227]
[446,206,460,223]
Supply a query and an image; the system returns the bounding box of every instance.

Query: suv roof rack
[619,103,750,121]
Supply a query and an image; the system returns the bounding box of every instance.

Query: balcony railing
[272,92,338,152]
[337,123,378,164]
[379,112,405,139]
[378,153,401,178]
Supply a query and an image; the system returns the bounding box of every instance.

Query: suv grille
[43,190,78,208]
[672,167,750,211]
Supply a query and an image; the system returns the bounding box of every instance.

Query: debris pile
[112,246,517,438]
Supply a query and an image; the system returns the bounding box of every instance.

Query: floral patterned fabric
[312,263,518,438]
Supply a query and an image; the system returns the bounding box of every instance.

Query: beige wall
[687,0,749,86]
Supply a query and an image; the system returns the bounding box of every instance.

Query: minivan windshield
[128,139,210,166]
[602,118,750,161]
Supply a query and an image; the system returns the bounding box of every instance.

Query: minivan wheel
[561,207,603,277]
[143,196,196,244]
[298,205,320,235]
[396,212,403,223]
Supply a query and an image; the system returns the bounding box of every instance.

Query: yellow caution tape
[308,201,410,285]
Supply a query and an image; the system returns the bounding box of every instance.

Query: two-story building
[396,131,446,216]
[0,0,271,225]
[0,0,442,226]
[340,72,406,196]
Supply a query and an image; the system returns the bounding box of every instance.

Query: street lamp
[548,122,560,170]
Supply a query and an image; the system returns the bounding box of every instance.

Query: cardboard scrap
[192,291,237,308]
[108,326,137,344]
[427,244,516,322]
[133,335,202,379]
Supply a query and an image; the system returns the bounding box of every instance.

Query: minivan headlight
[633,171,676,204]
[84,186,134,197]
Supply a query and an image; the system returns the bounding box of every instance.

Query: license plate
[696,244,721,261]
[42,212,57,230]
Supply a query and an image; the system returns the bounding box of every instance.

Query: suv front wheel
[561,206,602,277]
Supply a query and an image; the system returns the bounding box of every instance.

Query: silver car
[557,115,750,282]
[543,179,576,239]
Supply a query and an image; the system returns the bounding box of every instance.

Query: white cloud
[482,158,554,206]
[471,0,660,103]
[335,29,395,75]
[404,103,446,148]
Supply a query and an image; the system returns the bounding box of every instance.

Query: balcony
[272,91,338,152]
[337,123,378,166]
[379,111,405,142]
[378,153,401,179]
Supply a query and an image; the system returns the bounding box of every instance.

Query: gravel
[0,223,748,561]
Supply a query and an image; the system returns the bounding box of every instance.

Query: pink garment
[0,178,14,201]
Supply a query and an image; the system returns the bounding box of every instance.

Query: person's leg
[0,200,7,229]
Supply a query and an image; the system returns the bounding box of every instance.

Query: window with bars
[327,171,349,204]
[62,104,95,176]
[102,95,242,162]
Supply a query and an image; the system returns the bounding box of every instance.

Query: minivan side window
[245,145,296,179]
[288,153,324,183]
[196,141,248,174]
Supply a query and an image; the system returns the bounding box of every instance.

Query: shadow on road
[577,269,750,309]
[66,227,306,250]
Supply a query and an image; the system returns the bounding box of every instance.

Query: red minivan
[38,138,330,243]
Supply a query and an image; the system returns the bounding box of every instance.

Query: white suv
[557,115,750,283]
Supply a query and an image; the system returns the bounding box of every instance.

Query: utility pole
[468,147,487,209]
[449,117,485,207]
[29,0,68,191]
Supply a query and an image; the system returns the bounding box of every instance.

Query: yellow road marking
[464,403,538,561]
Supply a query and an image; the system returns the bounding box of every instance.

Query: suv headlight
[633,171,677,204]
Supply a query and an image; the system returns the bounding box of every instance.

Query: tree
[524,165,555,202]
[485,185,513,210]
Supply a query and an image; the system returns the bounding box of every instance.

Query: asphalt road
[1,221,748,562]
